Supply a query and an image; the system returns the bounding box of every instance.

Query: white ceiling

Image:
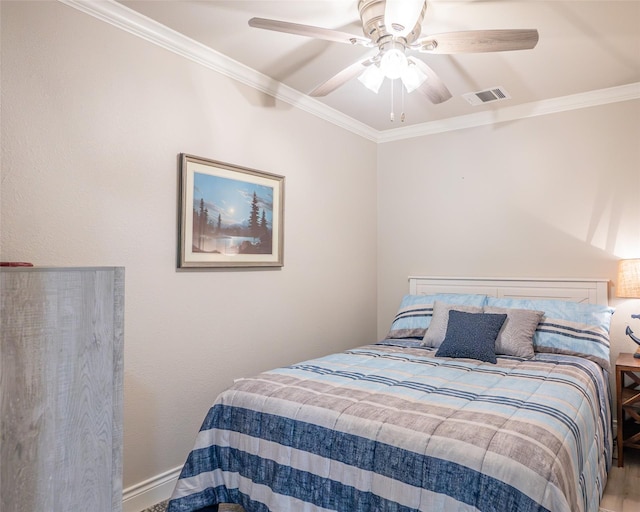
[114,0,639,133]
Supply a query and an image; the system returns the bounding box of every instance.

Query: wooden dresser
[1,267,124,511]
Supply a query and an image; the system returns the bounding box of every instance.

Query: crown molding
[376,82,640,143]
[58,0,639,144]
[57,0,379,142]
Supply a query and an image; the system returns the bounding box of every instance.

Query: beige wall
[377,100,640,371]
[0,1,377,488]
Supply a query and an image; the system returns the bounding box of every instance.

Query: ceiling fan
[249,0,539,106]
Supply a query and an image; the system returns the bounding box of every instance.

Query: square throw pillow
[422,301,483,348]
[435,310,508,364]
[483,306,544,359]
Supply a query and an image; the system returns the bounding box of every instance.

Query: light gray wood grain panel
[1,267,124,512]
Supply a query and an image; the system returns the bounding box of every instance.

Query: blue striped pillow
[386,293,487,340]
[485,297,614,371]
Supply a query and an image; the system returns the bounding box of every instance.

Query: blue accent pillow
[386,293,488,340]
[435,310,507,364]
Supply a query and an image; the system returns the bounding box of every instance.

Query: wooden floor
[600,448,640,512]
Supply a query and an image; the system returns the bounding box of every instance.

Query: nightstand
[616,353,640,467]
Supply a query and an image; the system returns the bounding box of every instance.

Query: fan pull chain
[390,79,395,122]
[389,80,406,123]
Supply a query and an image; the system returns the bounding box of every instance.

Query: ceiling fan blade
[407,57,452,104]
[415,29,539,54]
[249,17,371,46]
[310,58,374,97]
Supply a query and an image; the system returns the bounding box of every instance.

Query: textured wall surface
[1,1,377,489]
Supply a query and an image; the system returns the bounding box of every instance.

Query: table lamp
[617,258,640,358]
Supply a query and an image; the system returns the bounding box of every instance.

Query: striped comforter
[167,342,612,512]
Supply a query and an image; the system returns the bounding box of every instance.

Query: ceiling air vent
[463,87,511,106]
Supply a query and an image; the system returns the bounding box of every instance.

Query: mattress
[167,341,612,512]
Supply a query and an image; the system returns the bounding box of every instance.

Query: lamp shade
[617,259,640,298]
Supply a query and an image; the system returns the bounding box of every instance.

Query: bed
[167,276,614,512]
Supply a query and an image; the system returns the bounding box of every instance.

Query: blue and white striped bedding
[167,342,612,512]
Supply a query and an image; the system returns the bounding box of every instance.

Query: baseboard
[122,466,182,512]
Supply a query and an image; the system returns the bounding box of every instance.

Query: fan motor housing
[357,0,425,45]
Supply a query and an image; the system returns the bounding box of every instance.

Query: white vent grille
[463,87,511,106]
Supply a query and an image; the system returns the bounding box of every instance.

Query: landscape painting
[178,154,284,268]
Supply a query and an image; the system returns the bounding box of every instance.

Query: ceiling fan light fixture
[380,47,407,79]
[400,62,428,93]
[358,64,385,93]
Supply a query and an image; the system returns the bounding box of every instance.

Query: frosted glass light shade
[400,62,428,93]
[380,49,408,79]
[358,64,385,93]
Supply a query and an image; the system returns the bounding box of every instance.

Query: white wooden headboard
[408,276,610,306]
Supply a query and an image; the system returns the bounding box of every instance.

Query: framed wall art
[178,154,284,269]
